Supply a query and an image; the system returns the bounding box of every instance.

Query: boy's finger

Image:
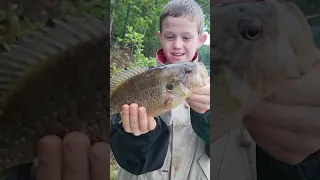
[129,104,141,136]
[148,116,157,131]
[89,142,109,180]
[188,100,209,114]
[187,94,210,104]
[62,132,90,180]
[121,105,131,133]
[138,107,148,133]
[36,135,62,180]
[193,83,210,95]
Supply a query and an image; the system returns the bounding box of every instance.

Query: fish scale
[0,14,109,171]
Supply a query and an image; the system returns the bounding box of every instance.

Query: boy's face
[158,16,207,64]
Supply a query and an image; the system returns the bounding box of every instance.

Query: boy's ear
[197,33,208,48]
[157,31,162,41]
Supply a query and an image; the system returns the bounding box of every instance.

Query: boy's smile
[158,16,207,64]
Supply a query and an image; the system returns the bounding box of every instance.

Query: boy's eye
[183,37,191,40]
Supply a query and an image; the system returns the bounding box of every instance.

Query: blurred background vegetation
[0,0,106,53]
[290,0,320,48]
[291,0,320,23]
[110,0,210,77]
[290,0,320,47]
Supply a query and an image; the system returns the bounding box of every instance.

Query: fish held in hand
[110,62,209,117]
[211,0,320,143]
[0,15,109,171]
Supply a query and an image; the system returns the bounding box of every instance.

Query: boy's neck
[156,49,199,66]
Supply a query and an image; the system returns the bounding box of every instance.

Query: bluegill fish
[110,62,209,117]
[211,0,320,143]
[0,14,108,171]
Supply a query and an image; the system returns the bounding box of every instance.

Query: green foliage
[117,26,156,68]
[110,0,210,58]
[110,162,118,180]
[6,4,42,36]
[118,26,144,49]
[0,3,42,47]
[0,0,106,50]
[110,150,120,180]
[290,0,320,26]
[110,0,210,76]
[198,45,210,67]
[291,0,320,16]
[111,61,122,76]
[60,0,107,19]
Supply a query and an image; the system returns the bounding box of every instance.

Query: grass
[110,149,120,180]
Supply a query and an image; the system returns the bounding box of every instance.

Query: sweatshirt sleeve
[3,163,35,180]
[110,113,170,175]
[190,109,210,157]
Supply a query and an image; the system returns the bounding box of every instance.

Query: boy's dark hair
[159,0,205,35]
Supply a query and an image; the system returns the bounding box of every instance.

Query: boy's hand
[187,77,210,114]
[244,63,320,164]
[121,103,157,136]
[36,132,109,180]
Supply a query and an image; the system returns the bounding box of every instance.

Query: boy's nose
[173,38,183,49]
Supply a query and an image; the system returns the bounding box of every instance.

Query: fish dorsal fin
[110,66,149,93]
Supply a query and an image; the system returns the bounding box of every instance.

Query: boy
[110,0,210,179]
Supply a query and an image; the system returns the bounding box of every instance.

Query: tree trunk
[122,3,131,39]
[110,0,118,40]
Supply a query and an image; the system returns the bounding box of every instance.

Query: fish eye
[166,83,174,90]
[184,66,193,74]
[239,21,262,40]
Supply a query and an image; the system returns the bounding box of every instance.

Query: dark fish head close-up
[210,0,320,143]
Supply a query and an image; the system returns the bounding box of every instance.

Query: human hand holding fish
[36,132,109,180]
[187,77,211,114]
[243,62,320,165]
[120,103,157,136]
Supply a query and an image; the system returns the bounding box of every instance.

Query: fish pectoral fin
[175,83,193,98]
[163,94,185,111]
